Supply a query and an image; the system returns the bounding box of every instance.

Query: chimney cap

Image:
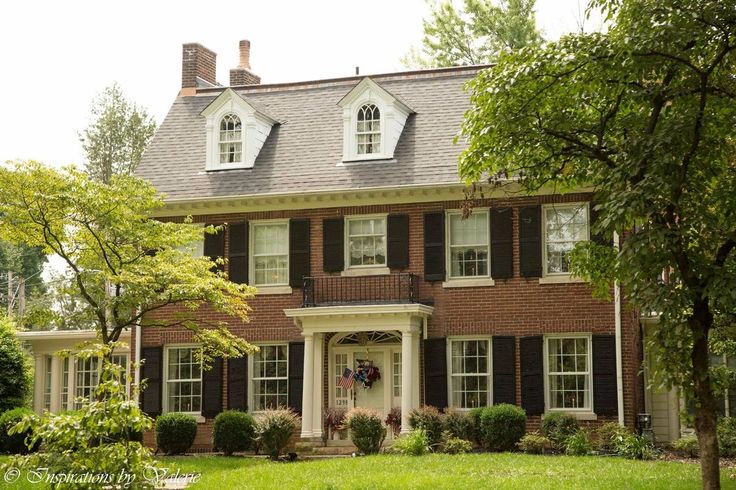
[238,39,252,70]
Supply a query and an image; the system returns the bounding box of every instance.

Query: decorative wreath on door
[354,359,381,389]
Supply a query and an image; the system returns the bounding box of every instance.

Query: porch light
[636,413,652,431]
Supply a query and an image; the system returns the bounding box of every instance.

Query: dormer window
[219,114,243,164]
[357,104,381,155]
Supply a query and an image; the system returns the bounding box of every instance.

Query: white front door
[353,349,386,414]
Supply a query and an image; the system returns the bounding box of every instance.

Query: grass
[2,453,735,489]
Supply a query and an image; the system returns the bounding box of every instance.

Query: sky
[0,0,602,168]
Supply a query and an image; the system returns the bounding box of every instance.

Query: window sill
[254,285,293,295]
[341,267,390,277]
[205,163,254,172]
[442,277,495,288]
[538,275,586,285]
[546,411,597,421]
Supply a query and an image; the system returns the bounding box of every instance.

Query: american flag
[338,368,355,390]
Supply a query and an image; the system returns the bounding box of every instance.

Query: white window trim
[443,209,494,288]
[59,352,130,411]
[343,214,389,272]
[248,343,290,413]
[162,344,203,417]
[543,333,595,416]
[249,219,290,288]
[540,202,590,282]
[446,336,493,411]
[346,101,386,162]
[217,113,245,167]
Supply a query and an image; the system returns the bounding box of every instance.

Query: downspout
[614,231,625,426]
[133,310,142,405]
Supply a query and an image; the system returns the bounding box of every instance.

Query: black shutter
[227,356,248,411]
[589,202,608,246]
[592,335,618,416]
[490,208,514,279]
[202,357,224,418]
[228,222,248,284]
[424,337,448,409]
[322,218,344,272]
[288,342,305,415]
[289,218,310,287]
[520,336,544,415]
[387,214,410,269]
[519,206,542,277]
[140,347,163,417]
[423,212,445,282]
[492,336,516,405]
[204,224,226,273]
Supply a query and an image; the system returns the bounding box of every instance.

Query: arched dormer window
[219,113,243,164]
[356,104,381,155]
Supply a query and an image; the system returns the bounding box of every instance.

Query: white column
[49,356,63,413]
[312,333,324,438]
[300,333,315,438]
[412,331,420,409]
[401,330,415,434]
[33,355,45,414]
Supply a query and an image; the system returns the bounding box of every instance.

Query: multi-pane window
[334,353,349,409]
[252,222,289,286]
[356,104,380,155]
[61,357,70,409]
[393,352,402,398]
[252,345,288,410]
[546,337,591,410]
[449,339,490,409]
[544,204,589,275]
[711,354,736,417]
[111,354,128,388]
[166,347,202,413]
[347,217,386,267]
[219,113,242,164]
[43,356,52,410]
[448,212,489,278]
[75,357,99,406]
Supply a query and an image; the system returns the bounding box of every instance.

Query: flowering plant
[385,407,401,437]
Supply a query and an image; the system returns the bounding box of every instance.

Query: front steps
[296,436,396,456]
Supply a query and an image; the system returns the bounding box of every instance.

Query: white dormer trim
[201,88,278,171]
[338,78,413,163]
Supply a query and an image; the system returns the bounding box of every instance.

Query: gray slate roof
[137,67,484,201]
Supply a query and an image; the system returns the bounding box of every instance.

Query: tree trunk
[690,298,720,490]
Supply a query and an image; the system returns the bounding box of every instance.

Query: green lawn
[2,454,735,489]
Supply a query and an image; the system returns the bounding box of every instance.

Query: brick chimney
[181,43,217,93]
[229,40,261,86]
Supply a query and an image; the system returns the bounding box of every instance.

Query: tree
[403,0,541,68]
[0,161,256,366]
[458,1,736,487]
[0,241,47,316]
[80,83,157,184]
[0,315,31,412]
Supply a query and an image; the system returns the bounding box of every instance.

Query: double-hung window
[449,339,491,409]
[251,221,289,286]
[447,211,489,278]
[75,357,99,407]
[346,216,386,268]
[252,345,288,410]
[543,204,589,275]
[546,336,592,411]
[165,346,202,414]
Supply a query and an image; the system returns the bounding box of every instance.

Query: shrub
[595,422,628,452]
[344,407,386,455]
[255,408,300,459]
[392,429,430,456]
[541,412,579,450]
[0,408,38,454]
[0,317,30,412]
[718,416,736,457]
[672,436,699,458]
[213,410,255,455]
[408,406,444,450]
[479,404,526,452]
[614,433,654,460]
[156,413,197,455]
[440,431,473,454]
[565,429,592,456]
[468,407,484,443]
[443,409,474,441]
[517,432,554,454]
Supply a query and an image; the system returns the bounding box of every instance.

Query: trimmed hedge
[479,404,526,452]
[156,413,197,455]
[255,408,300,459]
[213,410,256,455]
[0,408,38,454]
[344,407,386,455]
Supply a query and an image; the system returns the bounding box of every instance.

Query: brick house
[130,40,647,450]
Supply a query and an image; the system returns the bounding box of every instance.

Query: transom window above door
[447,211,489,278]
[346,217,387,268]
[251,221,289,286]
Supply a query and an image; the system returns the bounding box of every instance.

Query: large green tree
[404,0,541,68]
[0,161,255,365]
[458,1,736,488]
[0,315,31,411]
[0,241,46,315]
[80,83,157,184]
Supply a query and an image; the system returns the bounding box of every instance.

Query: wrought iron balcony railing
[301,273,418,307]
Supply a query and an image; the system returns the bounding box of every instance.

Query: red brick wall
[140,192,643,448]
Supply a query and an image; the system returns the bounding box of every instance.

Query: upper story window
[449,338,491,409]
[219,113,243,164]
[165,346,202,414]
[250,221,289,286]
[356,104,381,155]
[545,336,592,411]
[543,203,589,275]
[447,211,489,279]
[346,216,386,268]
